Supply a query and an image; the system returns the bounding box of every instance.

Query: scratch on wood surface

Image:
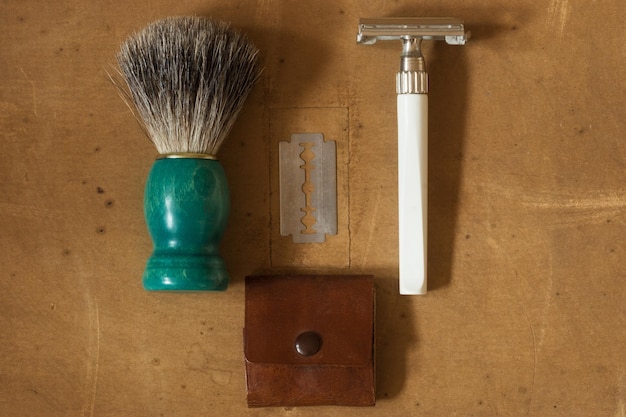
[19,67,38,117]
[522,308,537,417]
[521,193,626,211]
[547,0,571,41]
[538,252,554,350]
[254,0,272,22]
[522,191,625,227]
[616,399,625,417]
[361,186,383,267]
[515,256,554,353]
[616,372,626,417]
[485,180,626,211]
[82,296,100,417]
[485,183,625,226]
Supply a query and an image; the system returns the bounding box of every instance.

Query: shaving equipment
[115,16,261,290]
[279,133,337,243]
[357,18,468,295]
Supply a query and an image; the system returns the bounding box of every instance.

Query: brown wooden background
[1,1,625,416]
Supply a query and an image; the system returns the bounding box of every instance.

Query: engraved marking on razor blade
[299,141,317,234]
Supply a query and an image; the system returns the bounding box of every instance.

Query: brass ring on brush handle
[156,152,217,160]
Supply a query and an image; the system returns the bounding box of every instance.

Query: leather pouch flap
[244,275,374,366]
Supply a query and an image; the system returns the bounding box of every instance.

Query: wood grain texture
[1,0,624,416]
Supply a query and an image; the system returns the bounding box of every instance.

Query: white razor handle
[397,94,428,295]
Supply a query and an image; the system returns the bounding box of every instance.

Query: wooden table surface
[1,1,624,416]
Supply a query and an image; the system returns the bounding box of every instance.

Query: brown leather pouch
[244,275,375,407]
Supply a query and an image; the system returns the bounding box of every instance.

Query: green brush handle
[142,156,229,291]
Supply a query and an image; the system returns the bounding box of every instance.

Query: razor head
[357,17,468,45]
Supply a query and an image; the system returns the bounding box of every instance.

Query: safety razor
[357,18,468,295]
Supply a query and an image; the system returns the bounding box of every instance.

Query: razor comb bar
[279,133,337,243]
[357,17,467,45]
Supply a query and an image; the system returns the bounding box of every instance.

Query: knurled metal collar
[396,71,429,94]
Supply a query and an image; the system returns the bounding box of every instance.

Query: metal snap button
[295,331,322,356]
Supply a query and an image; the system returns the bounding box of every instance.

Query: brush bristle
[116,16,261,155]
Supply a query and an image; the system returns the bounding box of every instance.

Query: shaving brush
[116,16,261,290]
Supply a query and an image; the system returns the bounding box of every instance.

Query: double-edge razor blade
[279,133,337,243]
[357,17,468,45]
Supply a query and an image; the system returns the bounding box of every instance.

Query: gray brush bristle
[116,16,261,155]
